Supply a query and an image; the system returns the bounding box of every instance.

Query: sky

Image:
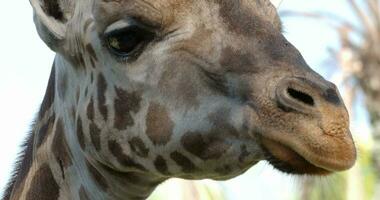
[0,0,371,199]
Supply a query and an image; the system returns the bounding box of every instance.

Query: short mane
[2,65,56,200]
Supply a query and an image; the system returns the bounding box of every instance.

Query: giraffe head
[31,0,356,180]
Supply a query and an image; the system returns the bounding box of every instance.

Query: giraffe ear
[269,0,283,8]
[30,0,74,51]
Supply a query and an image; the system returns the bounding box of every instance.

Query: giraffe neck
[3,55,165,200]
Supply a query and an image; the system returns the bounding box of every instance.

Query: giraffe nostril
[287,88,315,107]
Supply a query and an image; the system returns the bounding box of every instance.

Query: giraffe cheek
[108,140,147,172]
[89,122,101,151]
[97,73,108,121]
[170,151,198,174]
[113,87,142,130]
[145,102,174,145]
[128,137,149,158]
[181,132,231,161]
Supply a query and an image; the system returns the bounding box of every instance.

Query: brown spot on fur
[214,165,232,175]
[201,68,229,95]
[108,140,146,171]
[216,0,256,36]
[52,119,73,169]
[87,97,95,120]
[77,118,86,149]
[129,137,149,158]
[158,64,200,109]
[38,64,55,120]
[208,109,240,137]
[215,0,280,36]
[181,132,230,160]
[146,103,173,145]
[86,44,98,61]
[97,74,108,120]
[36,113,56,148]
[239,144,249,163]
[79,186,90,200]
[90,57,96,68]
[58,72,68,100]
[113,87,141,130]
[263,34,294,62]
[86,161,109,190]
[170,151,197,173]
[101,166,161,189]
[89,122,101,151]
[25,164,59,200]
[154,156,170,175]
[91,72,94,83]
[220,46,258,73]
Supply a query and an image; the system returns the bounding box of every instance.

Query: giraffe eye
[105,25,154,58]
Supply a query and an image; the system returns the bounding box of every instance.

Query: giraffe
[2,0,357,199]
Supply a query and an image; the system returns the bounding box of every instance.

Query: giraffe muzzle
[256,76,357,174]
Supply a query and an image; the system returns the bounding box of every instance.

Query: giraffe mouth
[260,136,331,175]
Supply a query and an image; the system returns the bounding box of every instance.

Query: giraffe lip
[260,136,331,175]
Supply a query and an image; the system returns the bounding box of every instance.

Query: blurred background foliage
[146,0,380,199]
[292,0,380,199]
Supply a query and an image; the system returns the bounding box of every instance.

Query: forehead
[94,0,281,32]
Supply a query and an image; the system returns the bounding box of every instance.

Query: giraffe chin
[260,137,331,175]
